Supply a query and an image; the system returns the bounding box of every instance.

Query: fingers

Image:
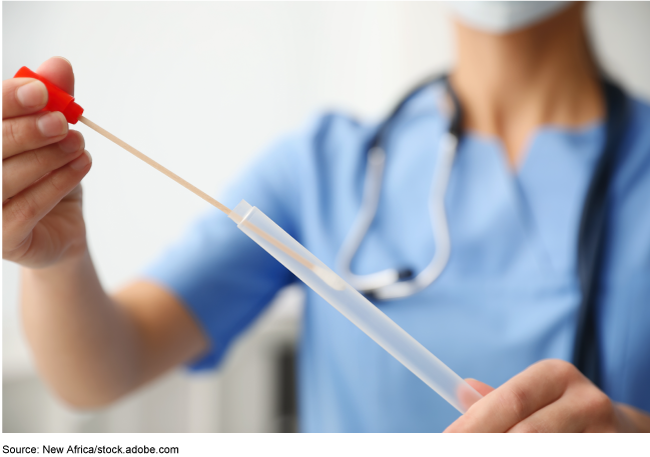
[445,360,575,433]
[506,393,586,433]
[457,379,493,411]
[3,130,85,200]
[3,78,48,119]
[507,381,614,433]
[3,57,75,159]
[3,56,73,120]
[3,150,92,254]
[3,111,68,159]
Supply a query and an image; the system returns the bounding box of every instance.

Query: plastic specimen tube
[229,200,482,414]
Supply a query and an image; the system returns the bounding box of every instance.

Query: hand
[445,359,645,432]
[3,57,92,268]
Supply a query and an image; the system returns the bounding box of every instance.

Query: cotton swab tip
[312,265,347,291]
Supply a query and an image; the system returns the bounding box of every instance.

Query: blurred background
[3,1,650,432]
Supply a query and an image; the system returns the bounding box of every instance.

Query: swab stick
[79,116,231,215]
[78,116,344,289]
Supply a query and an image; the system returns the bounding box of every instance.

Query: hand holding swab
[11,66,340,287]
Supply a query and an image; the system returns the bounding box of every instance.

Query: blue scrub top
[143,82,650,432]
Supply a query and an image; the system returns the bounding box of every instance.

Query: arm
[4,57,207,408]
[22,254,207,408]
[445,359,650,432]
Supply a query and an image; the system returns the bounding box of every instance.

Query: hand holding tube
[445,360,650,432]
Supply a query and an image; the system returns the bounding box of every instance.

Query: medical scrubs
[143,82,650,432]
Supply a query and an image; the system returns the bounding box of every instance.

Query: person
[3,2,650,432]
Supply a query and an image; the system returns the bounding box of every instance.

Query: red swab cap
[14,66,84,124]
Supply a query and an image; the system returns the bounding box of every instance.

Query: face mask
[446,1,573,34]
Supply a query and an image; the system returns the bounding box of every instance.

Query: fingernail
[58,132,84,153]
[37,112,68,138]
[16,80,48,109]
[70,150,92,171]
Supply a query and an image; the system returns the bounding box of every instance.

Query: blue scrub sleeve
[140,130,305,370]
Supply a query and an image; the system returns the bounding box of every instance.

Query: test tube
[229,200,482,414]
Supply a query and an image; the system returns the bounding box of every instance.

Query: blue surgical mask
[446,1,573,34]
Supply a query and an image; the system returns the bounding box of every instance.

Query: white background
[3,1,650,432]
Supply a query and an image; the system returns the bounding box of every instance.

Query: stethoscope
[338,75,461,301]
[337,74,630,387]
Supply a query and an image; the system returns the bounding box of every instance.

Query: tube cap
[14,66,84,124]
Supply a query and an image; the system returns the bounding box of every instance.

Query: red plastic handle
[14,66,84,124]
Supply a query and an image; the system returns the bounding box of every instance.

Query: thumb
[465,378,496,396]
[36,57,75,96]
[457,378,495,412]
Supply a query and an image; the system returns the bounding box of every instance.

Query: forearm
[21,246,142,408]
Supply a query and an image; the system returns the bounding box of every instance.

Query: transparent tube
[229,200,482,414]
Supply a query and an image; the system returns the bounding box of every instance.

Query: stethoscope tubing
[338,77,460,300]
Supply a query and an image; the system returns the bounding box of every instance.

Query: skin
[449,3,604,167]
[2,6,650,430]
[447,361,650,433]
[3,57,208,407]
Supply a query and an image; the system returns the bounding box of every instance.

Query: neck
[449,3,604,168]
